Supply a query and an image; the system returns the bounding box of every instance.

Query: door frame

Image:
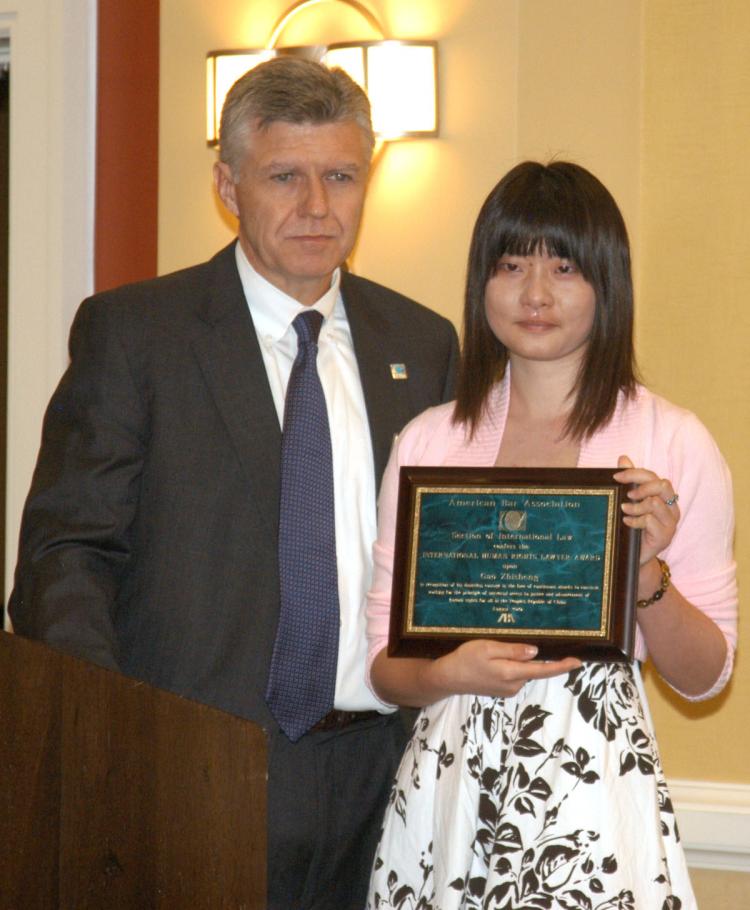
[0,0,96,613]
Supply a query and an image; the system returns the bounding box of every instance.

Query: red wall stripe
[95,0,160,292]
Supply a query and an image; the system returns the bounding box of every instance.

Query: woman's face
[484,251,596,368]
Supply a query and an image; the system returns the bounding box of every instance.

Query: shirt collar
[234,241,341,343]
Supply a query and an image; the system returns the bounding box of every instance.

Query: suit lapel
[191,245,281,536]
[342,274,411,488]
[190,257,411,530]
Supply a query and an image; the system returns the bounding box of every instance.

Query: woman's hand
[371,640,581,706]
[613,455,679,566]
[426,640,581,699]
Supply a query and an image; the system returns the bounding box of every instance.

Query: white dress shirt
[235,243,392,712]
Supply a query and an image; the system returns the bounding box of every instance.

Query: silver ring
[665,494,679,507]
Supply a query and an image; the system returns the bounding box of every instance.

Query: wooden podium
[0,631,267,908]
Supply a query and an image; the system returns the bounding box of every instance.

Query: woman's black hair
[453,160,638,439]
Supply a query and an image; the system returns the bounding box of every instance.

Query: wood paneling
[95,0,160,292]
[0,632,267,908]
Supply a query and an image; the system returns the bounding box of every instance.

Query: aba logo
[498,509,527,532]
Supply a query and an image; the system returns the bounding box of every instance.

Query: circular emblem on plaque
[499,509,527,532]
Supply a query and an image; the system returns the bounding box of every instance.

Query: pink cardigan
[366,377,737,702]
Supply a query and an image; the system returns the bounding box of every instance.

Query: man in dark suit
[9,57,457,908]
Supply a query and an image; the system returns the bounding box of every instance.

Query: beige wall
[159,0,748,789]
[517,0,642,252]
[638,0,750,783]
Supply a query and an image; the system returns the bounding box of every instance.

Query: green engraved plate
[388,467,640,661]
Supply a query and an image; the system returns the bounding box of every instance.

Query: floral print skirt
[367,663,696,910]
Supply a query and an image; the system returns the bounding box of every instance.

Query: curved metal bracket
[266,0,386,50]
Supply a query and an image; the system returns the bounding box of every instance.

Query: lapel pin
[390,363,408,380]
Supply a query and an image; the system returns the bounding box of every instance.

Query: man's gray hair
[219,56,375,177]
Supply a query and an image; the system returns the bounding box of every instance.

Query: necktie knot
[293,309,324,346]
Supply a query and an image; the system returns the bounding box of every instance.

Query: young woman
[365,162,737,910]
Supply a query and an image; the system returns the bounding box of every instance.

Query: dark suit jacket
[9,243,458,728]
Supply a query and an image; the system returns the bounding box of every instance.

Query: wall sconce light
[206,49,275,145]
[205,0,438,146]
[323,41,438,140]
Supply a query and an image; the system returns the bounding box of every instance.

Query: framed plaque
[388,467,641,661]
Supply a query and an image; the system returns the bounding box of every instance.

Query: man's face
[214,119,370,305]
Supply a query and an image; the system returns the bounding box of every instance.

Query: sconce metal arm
[266,0,386,49]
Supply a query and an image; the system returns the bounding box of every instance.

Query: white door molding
[1,0,96,613]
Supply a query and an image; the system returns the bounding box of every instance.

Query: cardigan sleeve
[365,403,457,692]
[364,443,402,685]
[655,407,738,700]
[582,389,737,700]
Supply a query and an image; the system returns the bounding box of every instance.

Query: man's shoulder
[340,271,453,330]
[85,244,238,313]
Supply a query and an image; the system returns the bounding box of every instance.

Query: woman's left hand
[613,455,680,565]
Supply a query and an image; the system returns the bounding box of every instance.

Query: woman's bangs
[491,219,586,271]
[494,196,589,263]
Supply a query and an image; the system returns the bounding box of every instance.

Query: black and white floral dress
[367,663,694,910]
[365,379,737,910]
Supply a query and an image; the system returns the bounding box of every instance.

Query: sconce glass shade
[324,41,438,139]
[206,39,438,145]
[206,49,275,145]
